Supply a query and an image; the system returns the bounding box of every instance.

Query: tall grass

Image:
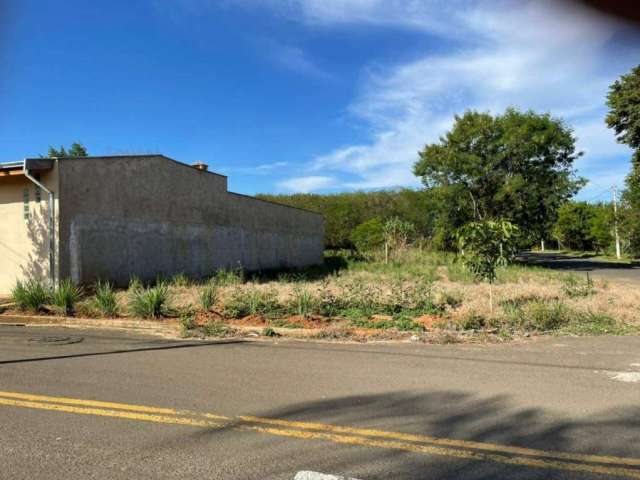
[92,280,119,317]
[222,287,280,318]
[11,280,50,312]
[52,279,83,316]
[199,283,218,311]
[129,283,171,318]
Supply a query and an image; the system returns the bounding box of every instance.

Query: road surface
[1,325,640,479]
[518,252,640,284]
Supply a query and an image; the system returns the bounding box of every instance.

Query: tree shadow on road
[517,251,640,272]
[185,390,640,479]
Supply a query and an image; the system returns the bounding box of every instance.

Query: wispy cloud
[278,175,336,192]
[263,39,332,79]
[265,0,639,195]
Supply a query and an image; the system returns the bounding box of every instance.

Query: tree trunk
[541,239,545,252]
[489,283,493,316]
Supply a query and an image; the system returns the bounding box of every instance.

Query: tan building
[0,155,324,294]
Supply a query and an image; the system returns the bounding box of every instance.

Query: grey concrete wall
[57,155,324,284]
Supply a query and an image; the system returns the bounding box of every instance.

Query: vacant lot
[4,249,640,342]
[21,250,640,340]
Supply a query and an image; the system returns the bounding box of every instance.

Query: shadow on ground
[518,251,640,272]
[181,390,640,479]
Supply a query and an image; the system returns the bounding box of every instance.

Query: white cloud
[263,39,331,79]
[278,175,336,192]
[275,0,638,193]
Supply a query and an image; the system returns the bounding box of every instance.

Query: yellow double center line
[1,390,639,478]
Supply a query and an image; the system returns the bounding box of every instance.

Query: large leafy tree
[414,108,585,248]
[606,65,640,256]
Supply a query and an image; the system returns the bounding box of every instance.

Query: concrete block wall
[56,155,324,285]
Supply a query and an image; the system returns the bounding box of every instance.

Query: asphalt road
[1,325,640,479]
[518,252,640,283]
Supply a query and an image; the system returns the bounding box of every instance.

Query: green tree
[552,202,595,251]
[457,220,519,313]
[589,204,614,254]
[414,108,585,249]
[350,218,385,255]
[46,142,88,158]
[606,65,640,256]
[257,189,436,249]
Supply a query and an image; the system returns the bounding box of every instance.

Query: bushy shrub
[129,283,170,318]
[92,280,119,317]
[11,279,50,312]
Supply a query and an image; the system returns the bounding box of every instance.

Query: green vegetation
[92,280,119,317]
[222,287,281,318]
[45,142,88,158]
[52,279,83,316]
[458,220,519,313]
[129,283,171,318]
[607,64,640,257]
[11,280,50,312]
[199,283,218,311]
[171,272,190,287]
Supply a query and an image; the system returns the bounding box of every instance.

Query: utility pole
[612,185,621,260]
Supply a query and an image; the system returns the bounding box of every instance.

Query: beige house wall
[0,165,59,294]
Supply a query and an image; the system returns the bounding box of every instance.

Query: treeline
[258,189,436,249]
[259,191,629,255]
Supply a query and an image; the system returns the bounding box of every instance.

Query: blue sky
[1,1,638,200]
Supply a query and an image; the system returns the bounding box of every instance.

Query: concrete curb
[0,314,180,335]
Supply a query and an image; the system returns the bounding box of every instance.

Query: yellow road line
[0,397,226,429]
[0,390,229,421]
[240,415,640,468]
[240,424,640,479]
[1,390,640,479]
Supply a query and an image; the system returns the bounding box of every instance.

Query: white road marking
[295,472,361,480]
[608,371,640,383]
[606,363,640,383]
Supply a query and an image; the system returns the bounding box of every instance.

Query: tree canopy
[46,142,88,158]
[606,64,640,256]
[413,108,585,247]
[606,65,640,151]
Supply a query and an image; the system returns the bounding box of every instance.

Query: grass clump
[202,320,234,337]
[199,283,218,311]
[222,287,281,318]
[561,274,596,298]
[128,275,143,293]
[179,310,197,337]
[92,280,119,317]
[129,283,170,318]
[211,268,244,286]
[52,279,84,316]
[262,326,280,337]
[288,287,319,318]
[11,279,50,312]
[171,272,190,287]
